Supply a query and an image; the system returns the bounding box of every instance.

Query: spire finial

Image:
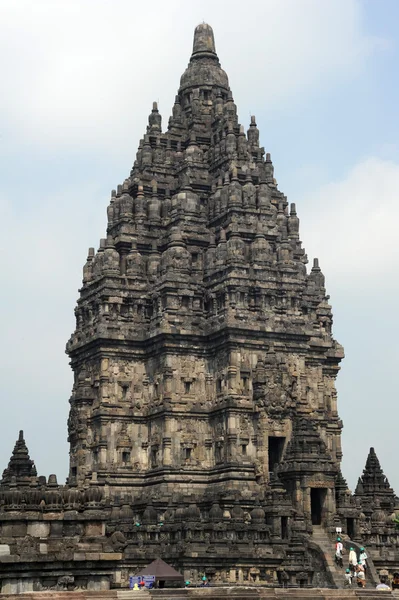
[192,23,216,57]
[312,258,320,271]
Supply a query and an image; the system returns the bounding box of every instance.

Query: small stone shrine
[1,23,398,594]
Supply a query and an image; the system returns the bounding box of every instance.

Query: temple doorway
[268,436,285,474]
[347,517,355,539]
[311,488,327,525]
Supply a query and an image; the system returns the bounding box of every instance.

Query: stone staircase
[310,525,346,589]
[310,526,384,593]
[117,590,151,600]
[342,537,380,588]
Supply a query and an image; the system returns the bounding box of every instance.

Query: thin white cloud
[299,157,399,283]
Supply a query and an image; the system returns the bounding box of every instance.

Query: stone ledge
[0,589,394,599]
[72,552,122,561]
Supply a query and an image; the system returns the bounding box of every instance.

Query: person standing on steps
[335,537,344,568]
[359,547,368,573]
[335,537,343,554]
[356,562,366,588]
[344,568,352,587]
[348,546,357,574]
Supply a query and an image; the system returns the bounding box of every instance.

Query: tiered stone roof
[355,447,395,511]
[1,430,37,486]
[65,23,344,495]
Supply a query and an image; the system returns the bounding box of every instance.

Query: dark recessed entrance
[268,436,285,474]
[311,488,327,525]
[347,517,355,539]
[281,516,288,539]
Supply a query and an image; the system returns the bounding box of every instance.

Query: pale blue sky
[1,0,398,492]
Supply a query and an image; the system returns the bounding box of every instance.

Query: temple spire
[1,430,37,486]
[355,447,395,511]
[68,23,343,523]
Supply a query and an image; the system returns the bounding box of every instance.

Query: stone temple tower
[66,22,344,524]
[2,23,399,592]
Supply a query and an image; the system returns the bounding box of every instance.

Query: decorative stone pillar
[163,437,172,466]
[303,486,311,516]
[163,369,173,400]
[205,373,213,401]
[271,515,281,540]
[205,438,213,467]
[227,434,238,461]
[227,366,238,393]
